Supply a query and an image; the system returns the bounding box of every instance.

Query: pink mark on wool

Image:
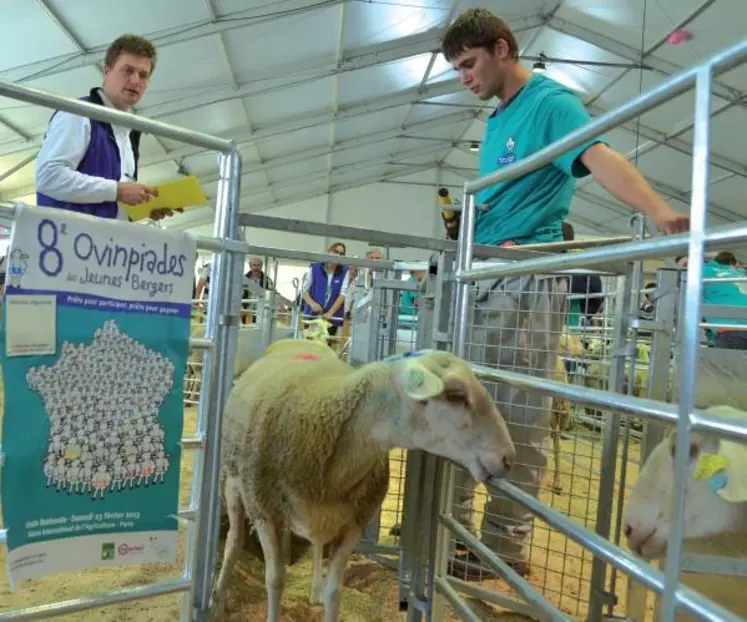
[667,29,693,45]
[292,353,322,361]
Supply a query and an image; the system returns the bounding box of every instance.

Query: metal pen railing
[439,36,747,622]
[0,75,244,622]
[0,79,232,153]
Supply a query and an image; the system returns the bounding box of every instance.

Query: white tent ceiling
[0,0,744,239]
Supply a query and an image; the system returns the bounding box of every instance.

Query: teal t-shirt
[475,74,606,246]
[399,276,419,319]
[702,261,747,330]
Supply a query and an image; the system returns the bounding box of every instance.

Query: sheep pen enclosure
[0,389,656,621]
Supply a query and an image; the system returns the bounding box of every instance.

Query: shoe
[447,551,530,582]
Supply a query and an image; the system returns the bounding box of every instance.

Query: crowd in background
[172,222,747,353]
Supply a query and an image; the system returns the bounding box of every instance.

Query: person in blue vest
[440,8,690,581]
[398,270,425,329]
[301,241,349,338]
[35,34,177,223]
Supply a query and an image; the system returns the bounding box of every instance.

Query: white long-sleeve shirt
[35,88,133,220]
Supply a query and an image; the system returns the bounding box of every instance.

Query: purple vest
[302,263,348,326]
[36,88,141,220]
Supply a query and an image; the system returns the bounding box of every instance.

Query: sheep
[623,405,747,620]
[184,322,207,403]
[623,404,747,560]
[184,321,297,404]
[550,355,573,494]
[210,341,516,622]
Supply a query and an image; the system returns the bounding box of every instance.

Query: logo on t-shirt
[498,136,517,166]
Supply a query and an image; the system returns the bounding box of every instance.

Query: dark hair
[562,222,574,242]
[714,251,737,266]
[441,8,519,62]
[105,34,157,74]
[328,241,346,255]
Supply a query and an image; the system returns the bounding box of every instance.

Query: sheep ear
[401,361,444,400]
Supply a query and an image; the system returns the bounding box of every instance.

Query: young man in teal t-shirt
[702,251,747,349]
[439,8,689,581]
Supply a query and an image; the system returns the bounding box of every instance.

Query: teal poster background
[0,205,195,583]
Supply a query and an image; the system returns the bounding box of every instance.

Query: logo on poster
[6,248,29,288]
[101,542,115,560]
[117,542,145,556]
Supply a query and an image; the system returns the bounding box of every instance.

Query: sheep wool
[220,340,393,535]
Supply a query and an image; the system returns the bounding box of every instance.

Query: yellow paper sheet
[120,175,208,221]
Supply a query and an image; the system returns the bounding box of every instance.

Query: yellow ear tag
[693,452,729,480]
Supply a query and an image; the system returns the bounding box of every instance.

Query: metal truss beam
[0,0,345,82]
[223,142,450,202]
[0,76,464,161]
[168,163,435,231]
[199,0,270,193]
[583,0,718,108]
[586,103,747,181]
[1,110,473,199]
[548,15,746,103]
[0,14,543,158]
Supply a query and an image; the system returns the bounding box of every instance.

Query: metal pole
[429,186,476,620]
[606,215,647,615]
[588,271,634,621]
[453,189,475,358]
[485,480,741,622]
[456,221,747,281]
[659,66,712,622]
[0,80,232,152]
[191,148,243,620]
[0,150,37,183]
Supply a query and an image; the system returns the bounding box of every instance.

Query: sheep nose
[501,445,516,474]
[623,523,632,538]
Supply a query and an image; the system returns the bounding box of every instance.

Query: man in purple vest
[35,34,176,222]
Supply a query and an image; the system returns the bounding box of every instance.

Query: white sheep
[184,322,207,403]
[623,405,747,620]
[624,404,747,559]
[210,339,516,622]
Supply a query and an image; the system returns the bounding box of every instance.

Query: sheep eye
[689,442,700,460]
[669,441,701,460]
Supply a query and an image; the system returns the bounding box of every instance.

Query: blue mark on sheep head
[383,349,434,362]
[383,350,444,401]
[707,471,728,495]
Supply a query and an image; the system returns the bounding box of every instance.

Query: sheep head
[303,318,330,343]
[382,350,515,484]
[623,405,747,560]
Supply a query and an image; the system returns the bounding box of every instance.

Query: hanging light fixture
[533,52,548,73]
[469,141,480,153]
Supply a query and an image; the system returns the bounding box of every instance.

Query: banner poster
[0,204,196,584]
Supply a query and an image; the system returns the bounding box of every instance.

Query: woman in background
[301,241,349,339]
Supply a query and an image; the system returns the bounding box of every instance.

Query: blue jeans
[714,330,747,350]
